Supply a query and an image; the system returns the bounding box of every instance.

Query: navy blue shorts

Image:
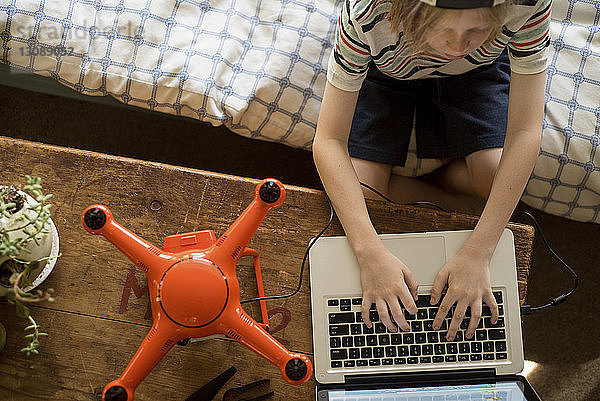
[348,51,510,166]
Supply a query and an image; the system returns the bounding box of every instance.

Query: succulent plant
[0,176,59,355]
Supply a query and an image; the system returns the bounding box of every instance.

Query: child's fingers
[433,292,455,331]
[446,299,468,341]
[403,269,419,304]
[389,298,410,332]
[361,294,373,328]
[398,285,417,317]
[376,298,398,333]
[430,268,449,305]
[483,291,499,324]
[465,299,483,339]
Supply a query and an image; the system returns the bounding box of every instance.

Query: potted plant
[0,176,60,355]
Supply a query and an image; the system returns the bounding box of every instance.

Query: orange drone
[82,179,312,401]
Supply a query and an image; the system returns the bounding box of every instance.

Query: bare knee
[466,148,502,199]
[470,169,495,199]
[350,158,392,200]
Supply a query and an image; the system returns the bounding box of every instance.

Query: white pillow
[522,0,600,223]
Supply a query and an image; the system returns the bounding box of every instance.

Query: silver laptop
[309,229,541,400]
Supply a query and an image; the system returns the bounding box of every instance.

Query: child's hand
[430,245,499,341]
[357,246,419,333]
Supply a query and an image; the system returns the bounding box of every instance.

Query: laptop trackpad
[381,235,446,286]
[310,235,446,295]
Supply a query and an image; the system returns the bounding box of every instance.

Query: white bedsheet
[521,0,600,223]
[1,0,340,148]
[1,0,598,222]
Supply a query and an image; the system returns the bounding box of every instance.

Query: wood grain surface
[0,136,534,400]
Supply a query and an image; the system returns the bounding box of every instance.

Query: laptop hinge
[345,368,496,386]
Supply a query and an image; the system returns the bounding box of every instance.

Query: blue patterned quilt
[1,0,598,222]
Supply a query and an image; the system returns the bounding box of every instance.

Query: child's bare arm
[313,82,418,332]
[469,70,546,264]
[431,70,546,340]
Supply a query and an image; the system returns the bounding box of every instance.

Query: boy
[313,0,549,341]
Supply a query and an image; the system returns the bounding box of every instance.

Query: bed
[1,0,598,222]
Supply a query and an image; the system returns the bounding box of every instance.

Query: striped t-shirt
[328,0,551,91]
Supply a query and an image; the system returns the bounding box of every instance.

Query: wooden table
[0,136,534,400]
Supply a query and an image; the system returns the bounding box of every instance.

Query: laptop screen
[324,380,528,400]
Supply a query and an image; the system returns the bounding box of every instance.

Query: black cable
[240,195,335,304]
[512,210,579,315]
[358,181,449,213]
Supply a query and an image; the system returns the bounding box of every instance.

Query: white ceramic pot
[0,189,59,296]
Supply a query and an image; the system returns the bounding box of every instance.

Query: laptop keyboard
[327,292,507,369]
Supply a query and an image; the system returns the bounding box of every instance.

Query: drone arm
[102,321,180,401]
[82,205,172,276]
[212,180,285,269]
[223,309,312,385]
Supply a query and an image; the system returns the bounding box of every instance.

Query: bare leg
[423,158,474,196]
[351,157,482,214]
[387,174,483,214]
[465,148,503,199]
[426,148,503,199]
[350,158,393,199]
